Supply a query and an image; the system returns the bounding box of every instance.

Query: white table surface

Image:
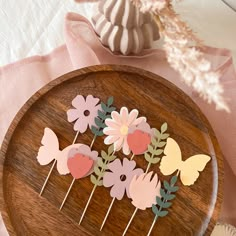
[0,0,236,235]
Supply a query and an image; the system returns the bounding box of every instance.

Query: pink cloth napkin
[0,13,236,232]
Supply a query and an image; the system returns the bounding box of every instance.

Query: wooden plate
[0,65,223,236]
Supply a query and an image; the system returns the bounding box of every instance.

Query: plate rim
[0,64,224,235]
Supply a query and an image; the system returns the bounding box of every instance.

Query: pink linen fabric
[0,12,236,233]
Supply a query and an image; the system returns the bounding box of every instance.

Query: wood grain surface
[0,65,224,236]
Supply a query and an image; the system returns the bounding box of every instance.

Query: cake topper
[147,138,211,235]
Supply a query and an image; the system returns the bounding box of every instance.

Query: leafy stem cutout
[145,122,169,172]
[91,96,116,137]
[152,175,179,219]
[90,145,116,187]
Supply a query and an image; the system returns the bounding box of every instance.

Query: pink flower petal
[67,109,80,122]
[110,182,126,200]
[122,137,131,155]
[120,107,129,124]
[107,159,122,173]
[103,172,116,187]
[127,109,139,126]
[72,95,86,109]
[123,158,136,172]
[114,137,124,151]
[111,111,122,125]
[103,127,120,136]
[105,119,120,129]
[133,116,147,126]
[126,168,144,198]
[85,95,100,107]
[87,104,101,128]
[74,116,88,133]
[104,135,120,145]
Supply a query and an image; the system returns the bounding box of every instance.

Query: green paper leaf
[97,158,107,169]
[152,204,159,215]
[91,174,98,185]
[165,194,176,201]
[97,179,103,187]
[163,202,172,208]
[108,145,114,155]
[148,144,154,153]
[156,196,164,207]
[94,165,101,176]
[161,133,170,140]
[91,126,99,135]
[161,123,168,133]
[95,117,106,129]
[154,149,163,156]
[154,128,161,138]
[156,141,166,148]
[150,157,160,164]
[164,180,170,191]
[106,106,116,113]
[108,155,116,162]
[151,137,157,146]
[160,188,167,198]
[101,150,108,159]
[169,186,179,193]
[101,102,107,112]
[107,96,114,106]
[98,110,106,120]
[97,130,104,136]
[144,152,152,162]
[171,176,178,186]
[158,210,168,217]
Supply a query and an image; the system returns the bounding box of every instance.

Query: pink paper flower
[67,95,101,133]
[67,144,99,178]
[127,121,153,155]
[129,171,161,210]
[103,158,144,200]
[103,107,146,155]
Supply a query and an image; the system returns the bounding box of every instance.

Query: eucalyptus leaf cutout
[145,122,169,172]
[91,96,116,137]
[147,176,179,236]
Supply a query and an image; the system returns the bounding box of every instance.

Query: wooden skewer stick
[39,159,57,196]
[79,185,97,225]
[147,215,158,236]
[122,208,138,236]
[100,197,116,231]
[59,178,76,211]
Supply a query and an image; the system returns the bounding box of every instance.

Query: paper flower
[67,95,101,133]
[127,121,153,155]
[129,171,161,210]
[103,158,144,200]
[104,107,146,155]
[67,145,99,178]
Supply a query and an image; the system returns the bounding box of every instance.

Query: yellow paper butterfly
[159,138,211,186]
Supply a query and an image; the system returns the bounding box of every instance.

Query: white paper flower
[103,107,146,155]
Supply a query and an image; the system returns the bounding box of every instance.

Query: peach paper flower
[103,107,146,155]
[129,171,161,210]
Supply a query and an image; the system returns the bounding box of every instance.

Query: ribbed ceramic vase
[92,0,160,55]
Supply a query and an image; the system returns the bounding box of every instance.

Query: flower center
[84,110,90,116]
[120,125,128,135]
[120,174,127,182]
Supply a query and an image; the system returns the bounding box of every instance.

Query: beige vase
[92,0,160,55]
